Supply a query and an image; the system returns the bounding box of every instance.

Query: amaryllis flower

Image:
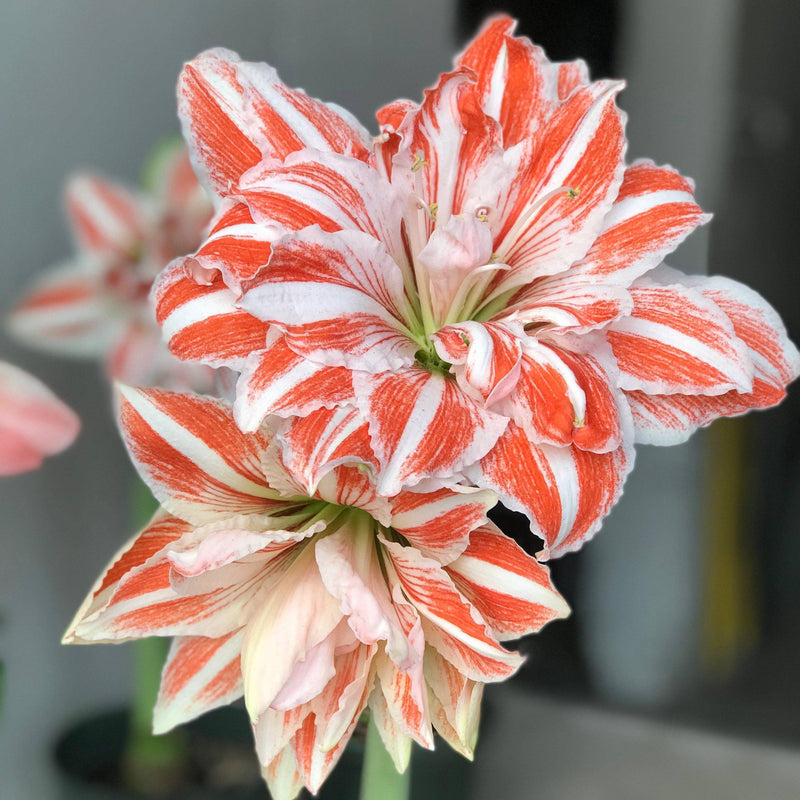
[0,361,80,475]
[8,142,215,390]
[154,16,799,558]
[64,386,567,798]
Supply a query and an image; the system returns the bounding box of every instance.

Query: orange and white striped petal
[466,422,633,558]
[153,259,269,368]
[0,362,80,476]
[261,744,304,800]
[276,406,376,498]
[234,336,354,433]
[153,629,245,734]
[432,320,523,407]
[241,227,416,373]
[607,283,754,396]
[381,538,523,681]
[117,386,280,525]
[389,484,497,565]
[572,160,709,285]
[447,523,569,639]
[455,15,557,148]
[627,275,800,444]
[354,367,508,495]
[237,149,406,268]
[368,684,414,772]
[492,79,626,287]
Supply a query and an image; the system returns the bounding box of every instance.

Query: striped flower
[8,142,214,390]
[153,15,799,559]
[0,362,79,475]
[65,386,567,799]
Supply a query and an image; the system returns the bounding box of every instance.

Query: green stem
[359,713,411,800]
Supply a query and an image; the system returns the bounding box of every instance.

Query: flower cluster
[9,141,214,390]
[66,15,799,799]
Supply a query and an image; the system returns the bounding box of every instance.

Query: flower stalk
[360,713,411,800]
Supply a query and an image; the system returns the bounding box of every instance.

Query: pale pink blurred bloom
[0,361,79,475]
[8,141,214,390]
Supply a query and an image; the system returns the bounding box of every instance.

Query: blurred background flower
[2,1,799,798]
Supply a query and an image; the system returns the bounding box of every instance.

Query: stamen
[428,202,438,222]
[373,132,390,144]
[411,152,428,172]
[475,205,491,223]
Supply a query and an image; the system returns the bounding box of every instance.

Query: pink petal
[0,362,80,476]
[447,522,569,640]
[354,367,508,495]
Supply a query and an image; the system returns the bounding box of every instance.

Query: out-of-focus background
[1,1,798,798]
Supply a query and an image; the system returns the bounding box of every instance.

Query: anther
[411,152,428,172]
[566,187,580,199]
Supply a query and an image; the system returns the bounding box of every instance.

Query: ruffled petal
[447,522,569,639]
[234,336,354,432]
[152,629,245,734]
[389,484,497,565]
[153,259,269,368]
[117,386,279,524]
[607,283,754,395]
[466,422,633,558]
[241,227,417,372]
[572,160,709,285]
[354,367,508,495]
[627,275,800,444]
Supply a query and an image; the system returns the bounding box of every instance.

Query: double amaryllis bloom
[65,13,799,800]
[0,362,79,475]
[65,387,567,797]
[153,16,800,558]
[8,142,214,389]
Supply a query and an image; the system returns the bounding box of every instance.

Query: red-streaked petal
[354,367,508,495]
[424,647,483,758]
[234,336,354,433]
[466,422,633,558]
[381,538,522,681]
[237,58,371,164]
[117,386,279,524]
[241,227,416,372]
[392,69,502,225]
[447,523,569,639]
[8,261,125,359]
[432,321,523,407]
[627,275,800,444]
[389,485,497,565]
[237,149,406,265]
[556,59,590,99]
[572,160,709,285]
[492,80,626,286]
[368,684,413,772]
[178,48,266,197]
[374,651,433,750]
[607,284,754,395]
[277,406,376,498]
[153,260,269,368]
[64,173,147,256]
[502,273,632,332]
[455,15,557,148]
[261,746,304,800]
[153,629,244,734]
[0,362,80,476]
[192,201,278,290]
